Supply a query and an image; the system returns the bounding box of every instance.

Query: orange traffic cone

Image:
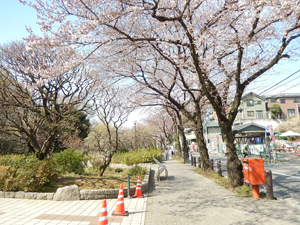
[133,175,144,198]
[112,184,129,216]
[98,199,108,225]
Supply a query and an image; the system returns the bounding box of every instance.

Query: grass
[193,168,266,198]
[173,155,184,163]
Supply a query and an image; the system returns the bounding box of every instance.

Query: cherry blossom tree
[0,41,96,159]
[21,0,300,186]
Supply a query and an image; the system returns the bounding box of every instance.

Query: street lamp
[134,120,137,150]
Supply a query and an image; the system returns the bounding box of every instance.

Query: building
[264,93,300,119]
[236,92,268,122]
[184,121,224,152]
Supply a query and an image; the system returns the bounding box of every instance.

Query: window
[256,110,263,119]
[269,99,276,103]
[246,100,254,106]
[280,99,285,104]
[247,111,254,117]
[255,100,262,105]
[293,98,300,103]
[288,109,295,117]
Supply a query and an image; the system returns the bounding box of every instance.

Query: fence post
[127,173,131,198]
[193,156,196,167]
[217,160,222,177]
[191,156,193,166]
[198,157,201,168]
[265,169,274,200]
[209,159,214,170]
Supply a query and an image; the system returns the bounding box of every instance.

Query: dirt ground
[54,168,144,190]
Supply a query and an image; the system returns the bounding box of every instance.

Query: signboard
[249,144,264,155]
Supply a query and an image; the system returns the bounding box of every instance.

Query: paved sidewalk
[145,159,300,225]
[0,197,147,225]
[2,159,300,225]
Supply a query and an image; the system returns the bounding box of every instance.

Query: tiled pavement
[0,196,147,225]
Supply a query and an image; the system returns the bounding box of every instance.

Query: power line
[259,69,300,95]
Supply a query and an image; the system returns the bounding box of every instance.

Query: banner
[268,125,275,142]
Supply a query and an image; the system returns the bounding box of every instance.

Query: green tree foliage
[70,110,91,140]
[271,104,281,119]
[54,110,91,152]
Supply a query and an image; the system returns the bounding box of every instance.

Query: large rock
[53,185,80,201]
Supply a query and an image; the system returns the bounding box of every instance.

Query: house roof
[206,121,219,127]
[241,92,265,101]
[233,122,266,133]
[263,93,300,99]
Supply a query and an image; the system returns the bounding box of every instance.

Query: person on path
[242,145,248,158]
[165,149,168,160]
[169,147,173,160]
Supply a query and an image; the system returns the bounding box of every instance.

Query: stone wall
[0,167,151,201]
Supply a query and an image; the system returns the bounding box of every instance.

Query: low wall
[0,167,151,201]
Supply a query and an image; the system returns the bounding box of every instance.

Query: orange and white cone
[98,199,108,225]
[133,175,144,198]
[112,184,129,216]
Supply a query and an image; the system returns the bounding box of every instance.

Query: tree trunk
[221,124,243,187]
[174,125,181,154]
[178,125,188,163]
[193,102,210,170]
[194,123,209,170]
[99,152,112,176]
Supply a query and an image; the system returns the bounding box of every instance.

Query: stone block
[15,191,26,199]
[53,185,80,201]
[25,192,37,199]
[5,192,15,198]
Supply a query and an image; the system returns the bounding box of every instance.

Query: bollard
[217,160,222,177]
[265,170,274,200]
[191,156,194,166]
[193,157,196,167]
[209,159,214,170]
[127,173,131,198]
[198,157,201,168]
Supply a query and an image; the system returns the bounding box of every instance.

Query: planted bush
[53,148,88,175]
[122,148,162,166]
[0,154,57,192]
[129,165,147,175]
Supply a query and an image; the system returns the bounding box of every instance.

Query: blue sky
[0,0,41,44]
[1,0,299,95]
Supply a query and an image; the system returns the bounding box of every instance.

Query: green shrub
[128,165,147,175]
[122,148,162,166]
[115,168,123,173]
[53,148,87,175]
[111,152,124,164]
[0,154,57,192]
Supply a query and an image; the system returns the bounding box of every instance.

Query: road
[191,151,300,207]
